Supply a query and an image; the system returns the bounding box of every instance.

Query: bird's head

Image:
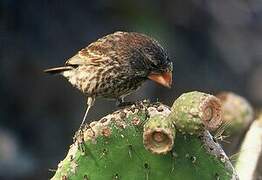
[129,33,173,88]
[145,49,173,88]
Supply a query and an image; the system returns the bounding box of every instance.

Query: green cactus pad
[51,100,237,180]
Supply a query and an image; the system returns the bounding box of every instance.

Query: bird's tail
[43,66,73,74]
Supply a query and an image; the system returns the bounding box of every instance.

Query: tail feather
[43,66,73,74]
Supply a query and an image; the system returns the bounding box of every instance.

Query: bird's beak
[148,71,172,88]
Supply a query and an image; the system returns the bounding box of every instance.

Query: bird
[44,31,173,128]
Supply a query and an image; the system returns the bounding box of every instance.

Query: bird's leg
[116,96,124,107]
[116,97,134,107]
[80,96,95,129]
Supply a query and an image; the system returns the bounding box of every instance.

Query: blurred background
[1,0,262,179]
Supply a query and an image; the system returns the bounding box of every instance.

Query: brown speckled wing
[65,48,110,66]
[65,31,156,67]
[65,32,128,66]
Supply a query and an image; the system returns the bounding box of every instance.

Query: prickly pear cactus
[51,91,239,180]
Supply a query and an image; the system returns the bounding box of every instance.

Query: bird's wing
[65,32,128,66]
[65,48,110,66]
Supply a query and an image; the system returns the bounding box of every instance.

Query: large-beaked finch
[44,31,173,127]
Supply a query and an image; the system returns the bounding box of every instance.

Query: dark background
[1,0,262,179]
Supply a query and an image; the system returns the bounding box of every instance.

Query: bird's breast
[63,65,145,99]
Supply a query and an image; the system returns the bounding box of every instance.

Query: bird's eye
[151,63,159,70]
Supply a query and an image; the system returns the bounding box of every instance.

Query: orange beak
[148,71,173,88]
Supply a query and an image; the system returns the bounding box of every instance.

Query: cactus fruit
[215,92,254,155]
[216,92,254,135]
[168,91,222,135]
[143,115,175,154]
[51,93,238,180]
